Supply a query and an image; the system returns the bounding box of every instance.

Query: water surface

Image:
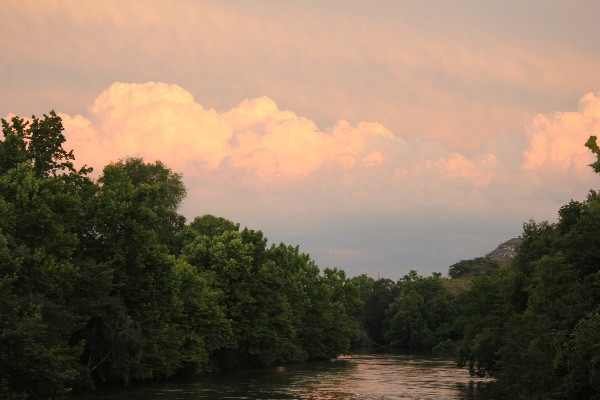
[73,354,499,400]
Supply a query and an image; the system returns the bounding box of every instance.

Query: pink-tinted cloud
[398,152,497,186]
[222,97,334,179]
[0,81,581,224]
[61,82,409,183]
[6,82,600,278]
[59,83,600,211]
[57,82,507,214]
[3,1,599,156]
[523,92,600,176]
[87,82,232,170]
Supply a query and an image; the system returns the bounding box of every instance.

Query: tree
[585,135,600,173]
[171,258,232,373]
[0,111,365,398]
[0,113,95,399]
[448,257,499,279]
[1,111,91,177]
[182,228,296,367]
[356,277,397,347]
[566,310,600,398]
[385,271,456,351]
[81,158,188,384]
[266,243,315,362]
[456,270,510,377]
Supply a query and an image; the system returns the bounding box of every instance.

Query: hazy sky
[2,1,600,279]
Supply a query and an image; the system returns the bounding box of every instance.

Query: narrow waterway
[72,354,500,400]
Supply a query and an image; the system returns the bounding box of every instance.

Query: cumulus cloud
[56,82,600,235]
[523,92,600,176]
[60,82,415,183]
[3,1,600,279]
[222,96,334,179]
[85,82,232,170]
[6,82,598,278]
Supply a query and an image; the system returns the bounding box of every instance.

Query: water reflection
[72,354,499,400]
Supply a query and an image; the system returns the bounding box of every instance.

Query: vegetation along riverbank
[1,112,599,399]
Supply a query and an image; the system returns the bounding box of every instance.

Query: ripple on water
[71,354,498,400]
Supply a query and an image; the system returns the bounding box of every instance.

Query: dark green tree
[1,111,91,177]
[357,277,398,347]
[456,270,509,377]
[171,258,232,373]
[585,135,600,173]
[181,228,296,367]
[0,111,386,398]
[81,158,187,384]
[0,113,95,399]
[448,257,499,279]
[385,271,456,351]
[566,310,600,398]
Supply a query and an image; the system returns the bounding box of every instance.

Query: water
[72,354,499,400]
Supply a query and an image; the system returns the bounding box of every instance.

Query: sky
[1,1,600,280]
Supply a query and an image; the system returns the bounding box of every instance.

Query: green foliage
[187,228,289,367]
[351,275,398,347]
[0,113,94,399]
[0,299,81,400]
[566,310,600,397]
[455,270,510,376]
[384,271,456,351]
[495,313,561,397]
[110,157,186,250]
[189,214,240,237]
[171,258,232,373]
[315,268,362,356]
[81,158,193,384]
[1,111,91,177]
[586,135,600,173]
[180,227,360,367]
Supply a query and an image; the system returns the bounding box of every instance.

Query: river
[72,354,502,400]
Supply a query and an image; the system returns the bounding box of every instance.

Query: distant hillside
[485,237,523,267]
[444,237,523,292]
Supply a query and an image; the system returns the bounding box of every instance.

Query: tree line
[1,112,599,399]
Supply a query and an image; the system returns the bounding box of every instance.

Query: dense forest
[0,112,599,400]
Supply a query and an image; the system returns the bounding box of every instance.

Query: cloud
[3,1,600,157]
[85,82,232,170]
[8,82,600,278]
[56,82,513,229]
[523,92,600,177]
[222,96,334,179]
[2,1,599,280]
[61,82,410,183]
[60,83,600,209]
[393,152,497,189]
